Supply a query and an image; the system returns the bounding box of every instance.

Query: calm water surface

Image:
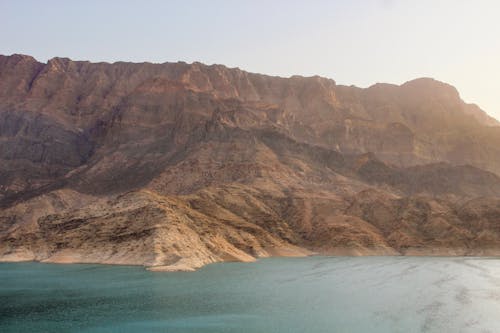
[1,257,500,332]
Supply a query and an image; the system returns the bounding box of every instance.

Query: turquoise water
[1,257,500,333]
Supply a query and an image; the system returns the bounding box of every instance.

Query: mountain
[1,54,500,271]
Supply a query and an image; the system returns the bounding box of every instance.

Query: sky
[1,0,499,120]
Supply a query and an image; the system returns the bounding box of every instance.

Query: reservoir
[1,256,500,332]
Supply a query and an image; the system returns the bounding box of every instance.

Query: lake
[1,257,500,332]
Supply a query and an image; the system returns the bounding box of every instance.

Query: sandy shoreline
[2,246,499,272]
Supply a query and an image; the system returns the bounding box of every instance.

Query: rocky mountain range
[1,54,500,271]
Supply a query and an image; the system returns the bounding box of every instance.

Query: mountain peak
[2,54,500,269]
[401,77,460,98]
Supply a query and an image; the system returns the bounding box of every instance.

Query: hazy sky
[1,0,499,119]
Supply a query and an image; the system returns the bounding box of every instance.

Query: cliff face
[1,54,500,270]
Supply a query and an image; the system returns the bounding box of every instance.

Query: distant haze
[1,0,499,120]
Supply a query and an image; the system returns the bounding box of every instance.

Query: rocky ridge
[1,54,500,271]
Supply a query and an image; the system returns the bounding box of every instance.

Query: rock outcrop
[1,54,500,270]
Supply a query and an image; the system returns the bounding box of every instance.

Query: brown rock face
[1,54,500,270]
